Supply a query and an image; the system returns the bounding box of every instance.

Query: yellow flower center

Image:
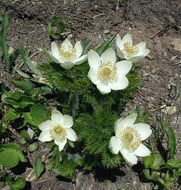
[98,62,117,83]
[59,46,75,62]
[50,125,67,142]
[123,42,139,57]
[120,127,141,152]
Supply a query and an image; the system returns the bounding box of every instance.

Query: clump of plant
[0,14,180,190]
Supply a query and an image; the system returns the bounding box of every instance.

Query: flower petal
[74,41,83,59]
[54,139,67,151]
[88,68,99,85]
[61,38,73,50]
[73,55,87,65]
[134,123,152,140]
[120,148,138,165]
[134,144,151,157]
[109,136,121,154]
[39,120,53,131]
[38,130,52,142]
[116,60,132,75]
[122,33,132,45]
[140,48,150,57]
[111,75,129,90]
[97,84,111,94]
[116,34,123,50]
[88,50,101,70]
[116,47,125,59]
[66,128,77,141]
[60,62,74,70]
[115,113,137,136]
[101,48,116,64]
[135,41,146,50]
[130,56,143,63]
[63,115,73,128]
[51,110,64,124]
[50,42,64,63]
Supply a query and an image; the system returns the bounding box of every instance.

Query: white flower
[38,110,77,151]
[116,33,150,63]
[49,38,87,69]
[88,48,132,94]
[109,113,152,165]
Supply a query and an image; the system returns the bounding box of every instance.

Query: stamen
[119,127,141,152]
[123,42,139,57]
[50,125,67,142]
[98,62,117,83]
[59,46,75,62]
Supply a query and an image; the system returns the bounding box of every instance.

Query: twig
[150,17,176,39]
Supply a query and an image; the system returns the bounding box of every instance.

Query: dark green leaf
[10,177,26,190]
[48,16,67,39]
[35,157,45,178]
[0,13,9,69]
[4,107,20,121]
[12,80,33,94]
[166,159,181,168]
[96,36,115,55]
[20,47,42,76]
[167,127,176,159]
[143,169,159,181]
[30,104,51,125]
[0,149,19,169]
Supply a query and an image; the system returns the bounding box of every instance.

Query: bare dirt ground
[0,0,181,189]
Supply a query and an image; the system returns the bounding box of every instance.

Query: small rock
[173,38,181,52]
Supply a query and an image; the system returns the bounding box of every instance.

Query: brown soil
[0,0,181,190]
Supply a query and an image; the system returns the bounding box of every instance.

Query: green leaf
[23,112,37,126]
[0,149,19,169]
[28,143,39,152]
[10,177,26,190]
[17,151,27,163]
[166,159,181,168]
[12,80,33,95]
[96,36,115,55]
[0,13,9,68]
[143,169,159,181]
[167,127,176,159]
[8,48,22,72]
[4,107,20,121]
[35,157,45,178]
[0,143,21,150]
[30,104,51,125]
[19,47,42,76]
[144,153,165,170]
[14,68,30,78]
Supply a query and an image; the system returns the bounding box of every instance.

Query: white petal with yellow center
[88,48,132,94]
[109,113,152,165]
[38,110,77,152]
[115,33,150,62]
[50,125,67,141]
[115,113,137,136]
